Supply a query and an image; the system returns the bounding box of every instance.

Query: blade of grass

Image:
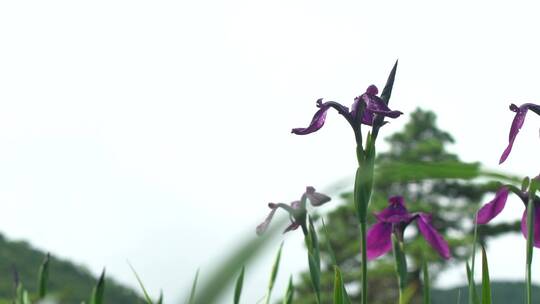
[192,216,283,304]
[525,179,538,304]
[306,217,321,304]
[481,246,491,304]
[188,268,200,304]
[422,260,430,304]
[234,266,245,304]
[128,262,154,304]
[265,242,283,304]
[466,262,479,304]
[156,290,163,304]
[392,235,408,304]
[282,275,294,304]
[333,267,346,304]
[89,269,106,304]
[322,219,351,304]
[37,253,50,299]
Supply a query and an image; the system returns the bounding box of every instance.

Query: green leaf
[333,266,345,304]
[188,268,200,304]
[129,262,155,304]
[466,262,479,304]
[376,161,480,184]
[90,269,106,304]
[37,253,50,299]
[422,260,430,304]
[321,218,337,266]
[156,290,163,304]
[380,59,398,105]
[193,217,283,304]
[372,60,398,140]
[392,235,407,292]
[233,266,245,304]
[264,242,283,304]
[481,247,491,304]
[282,276,294,304]
[306,217,321,304]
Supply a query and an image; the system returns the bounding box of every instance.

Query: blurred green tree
[293,108,520,304]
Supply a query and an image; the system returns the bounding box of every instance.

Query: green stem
[392,235,407,304]
[360,221,368,304]
[526,197,534,304]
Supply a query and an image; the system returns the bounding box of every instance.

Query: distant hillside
[433,281,540,304]
[0,234,144,303]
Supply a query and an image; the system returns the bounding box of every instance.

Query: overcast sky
[1,1,540,303]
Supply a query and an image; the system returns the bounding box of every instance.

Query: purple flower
[366,196,451,260]
[476,184,540,247]
[499,103,540,164]
[291,85,403,137]
[256,186,331,236]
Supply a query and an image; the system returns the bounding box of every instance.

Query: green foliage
[188,268,199,304]
[233,266,245,304]
[265,242,283,304]
[295,108,520,303]
[480,247,491,304]
[89,270,105,304]
[282,276,294,304]
[0,234,143,303]
[422,261,430,304]
[432,282,540,304]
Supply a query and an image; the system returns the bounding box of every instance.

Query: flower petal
[256,203,278,236]
[416,213,451,259]
[292,99,351,135]
[358,86,403,125]
[305,186,331,206]
[476,187,510,224]
[520,202,540,248]
[366,221,393,260]
[283,221,301,233]
[500,104,529,164]
[375,196,413,223]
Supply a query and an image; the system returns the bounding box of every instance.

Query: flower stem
[526,196,534,304]
[360,220,368,304]
[392,234,407,304]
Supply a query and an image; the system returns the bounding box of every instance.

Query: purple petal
[366,221,393,260]
[358,86,403,125]
[256,203,278,236]
[292,99,351,135]
[416,213,451,259]
[375,196,413,223]
[283,221,301,233]
[305,186,331,206]
[500,104,528,164]
[476,187,510,224]
[520,202,540,248]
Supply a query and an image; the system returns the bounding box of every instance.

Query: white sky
[1,1,540,303]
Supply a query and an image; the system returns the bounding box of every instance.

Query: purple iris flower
[366,196,451,260]
[476,183,540,247]
[256,186,331,236]
[499,103,540,164]
[291,85,403,137]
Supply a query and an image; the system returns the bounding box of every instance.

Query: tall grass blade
[282,275,294,304]
[188,268,200,304]
[307,217,321,303]
[89,269,106,304]
[193,218,282,304]
[264,242,283,304]
[322,219,351,304]
[333,267,346,304]
[37,253,50,299]
[466,262,479,304]
[422,260,430,304]
[233,266,245,304]
[392,235,407,304]
[128,262,154,304]
[481,246,491,304]
[156,290,163,304]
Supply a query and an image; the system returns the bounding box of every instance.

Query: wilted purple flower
[256,186,331,236]
[291,85,403,137]
[499,103,540,164]
[476,184,540,247]
[366,196,451,260]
